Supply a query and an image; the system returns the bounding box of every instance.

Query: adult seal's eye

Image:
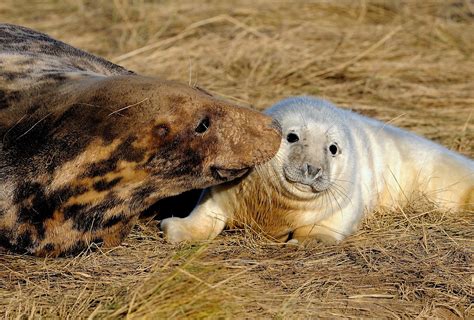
[195,117,210,134]
[286,133,299,143]
[329,144,338,155]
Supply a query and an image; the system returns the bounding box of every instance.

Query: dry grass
[1,0,473,318]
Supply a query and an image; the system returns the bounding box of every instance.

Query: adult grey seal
[161,97,474,244]
[0,24,281,256]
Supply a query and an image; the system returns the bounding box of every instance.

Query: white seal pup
[161,97,474,244]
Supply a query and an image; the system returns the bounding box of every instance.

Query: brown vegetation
[1,0,473,318]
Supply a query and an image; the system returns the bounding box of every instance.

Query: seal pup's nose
[303,163,322,180]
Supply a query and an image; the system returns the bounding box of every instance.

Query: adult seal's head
[62,75,283,191]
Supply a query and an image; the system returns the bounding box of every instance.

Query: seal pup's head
[265,96,354,199]
[158,96,356,242]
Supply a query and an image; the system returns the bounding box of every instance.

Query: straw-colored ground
[1,0,473,318]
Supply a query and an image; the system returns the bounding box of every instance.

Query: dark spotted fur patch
[61,240,88,257]
[38,73,68,82]
[0,232,12,250]
[0,90,19,109]
[103,214,125,228]
[0,230,18,252]
[152,147,203,178]
[13,231,34,253]
[0,231,33,254]
[131,185,156,202]
[146,130,205,179]
[15,183,88,237]
[93,177,123,192]
[62,194,124,232]
[1,72,28,81]
[85,158,119,178]
[83,136,147,178]
[0,92,5,108]
[43,243,55,252]
[2,101,138,176]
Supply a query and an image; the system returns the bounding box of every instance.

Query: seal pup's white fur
[161,97,474,244]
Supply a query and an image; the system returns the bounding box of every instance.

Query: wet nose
[303,163,322,180]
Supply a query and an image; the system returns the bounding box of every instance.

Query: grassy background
[0,0,473,318]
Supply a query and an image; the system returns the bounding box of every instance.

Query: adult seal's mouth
[211,166,250,181]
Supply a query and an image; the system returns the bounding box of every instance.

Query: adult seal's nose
[303,163,322,180]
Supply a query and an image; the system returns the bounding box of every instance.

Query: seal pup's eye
[329,143,338,155]
[286,133,299,143]
[195,117,210,134]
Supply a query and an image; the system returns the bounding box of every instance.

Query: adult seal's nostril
[304,163,321,180]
